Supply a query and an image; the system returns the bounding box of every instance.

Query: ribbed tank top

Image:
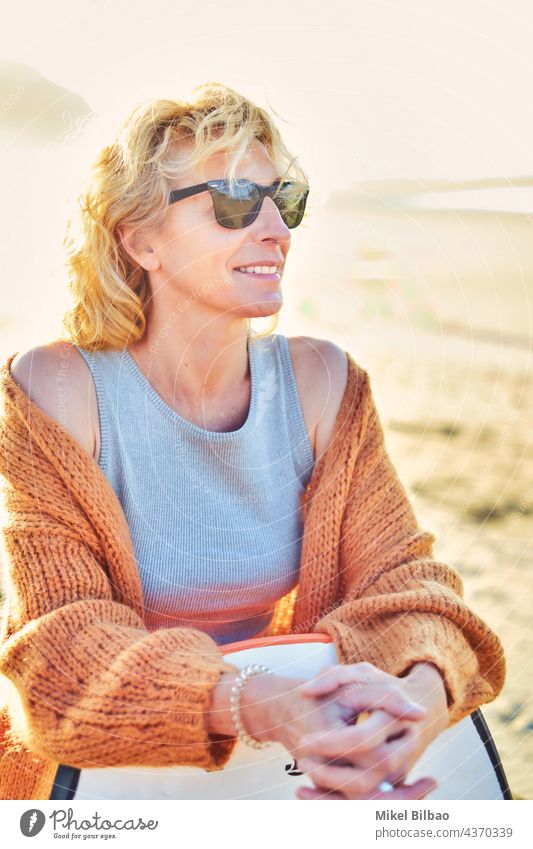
[75,333,315,645]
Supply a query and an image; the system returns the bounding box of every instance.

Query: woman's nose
[254,196,291,241]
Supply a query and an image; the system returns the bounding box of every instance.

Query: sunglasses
[168,179,309,230]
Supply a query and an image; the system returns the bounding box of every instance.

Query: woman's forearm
[404,662,448,702]
[205,670,302,741]
[402,661,449,732]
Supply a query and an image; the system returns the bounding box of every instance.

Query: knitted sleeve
[0,393,239,771]
[312,369,506,727]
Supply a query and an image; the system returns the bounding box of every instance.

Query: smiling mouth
[234,265,281,279]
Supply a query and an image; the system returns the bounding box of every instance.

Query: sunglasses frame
[168,179,309,229]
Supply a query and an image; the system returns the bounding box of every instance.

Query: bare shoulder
[9,341,98,461]
[286,336,348,462]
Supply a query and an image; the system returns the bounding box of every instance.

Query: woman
[0,83,505,800]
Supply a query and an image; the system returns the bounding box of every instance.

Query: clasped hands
[241,660,450,801]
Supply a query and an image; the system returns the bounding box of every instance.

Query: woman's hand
[235,666,430,770]
[293,661,450,800]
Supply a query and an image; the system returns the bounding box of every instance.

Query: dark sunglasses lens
[273,183,309,229]
[211,180,259,229]
[210,180,308,229]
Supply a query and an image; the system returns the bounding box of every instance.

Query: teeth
[237,265,278,274]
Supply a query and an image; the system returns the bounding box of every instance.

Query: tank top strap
[273,334,314,482]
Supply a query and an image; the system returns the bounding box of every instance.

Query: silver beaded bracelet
[229,663,273,749]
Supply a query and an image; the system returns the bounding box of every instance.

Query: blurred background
[0,0,531,798]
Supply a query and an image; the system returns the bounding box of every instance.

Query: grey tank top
[76,334,315,645]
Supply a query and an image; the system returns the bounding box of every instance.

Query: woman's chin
[244,296,283,318]
[230,284,283,317]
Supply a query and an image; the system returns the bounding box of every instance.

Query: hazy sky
[2,0,533,342]
[2,0,533,189]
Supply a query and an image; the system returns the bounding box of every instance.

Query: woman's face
[144,140,292,321]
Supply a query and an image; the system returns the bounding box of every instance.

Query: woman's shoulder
[285,335,349,463]
[9,340,98,461]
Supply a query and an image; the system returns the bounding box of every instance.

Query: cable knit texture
[0,349,506,799]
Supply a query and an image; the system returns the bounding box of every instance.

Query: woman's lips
[234,268,281,281]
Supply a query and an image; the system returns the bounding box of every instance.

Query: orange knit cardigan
[0,349,506,800]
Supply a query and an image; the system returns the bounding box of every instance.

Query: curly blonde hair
[60,82,308,351]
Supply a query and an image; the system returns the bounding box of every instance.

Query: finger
[296,785,345,800]
[336,684,427,721]
[354,709,411,743]
[369,778,438,801]
[369,727,419,781]
[298,665,373,696]
[298,757,389,798]
[299,782,437,801]
[317,724,417,777]
[300,671,428,722]
[297,757,437,801]
[298,712,412,760]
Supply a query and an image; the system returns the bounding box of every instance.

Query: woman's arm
[0,514,241,771]
[0,356,241,771]
[289,360,505,798]
[311,362,506,727]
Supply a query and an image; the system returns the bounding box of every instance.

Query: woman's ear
[116,223,160,271]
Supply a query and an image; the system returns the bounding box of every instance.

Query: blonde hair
[60,82,308,351]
